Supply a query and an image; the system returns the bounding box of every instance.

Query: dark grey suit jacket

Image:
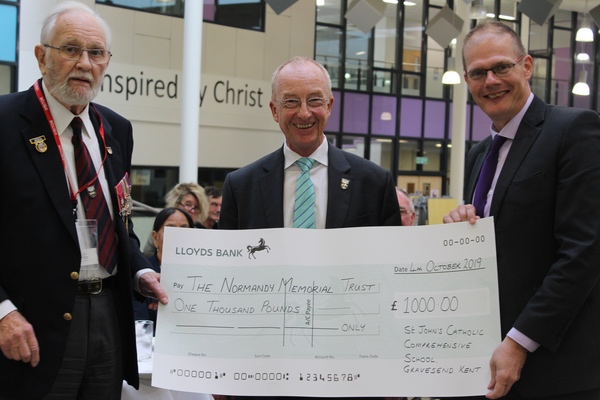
[465,95,600,397]
[220,143,402,229]
[0,81,147,397]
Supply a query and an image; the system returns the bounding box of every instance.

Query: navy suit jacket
[220,143,402,229]
[465,96,600,397]
[0,81,148,397]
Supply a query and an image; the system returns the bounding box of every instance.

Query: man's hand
[139,271,169,305]
[0,311,40,367]
[486,337,528,399]
[443,204,479,224]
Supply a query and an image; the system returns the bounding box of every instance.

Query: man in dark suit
[443,22,600,400]
[0,2,167,398]
[219,56,400,400]
[220,56,401,230]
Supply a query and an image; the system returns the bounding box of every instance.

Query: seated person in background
[396,188,416,226]
[199,186,222,229]
[143,182,209,256]
[134,207,194,325]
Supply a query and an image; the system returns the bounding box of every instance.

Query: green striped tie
[293,157,316,228]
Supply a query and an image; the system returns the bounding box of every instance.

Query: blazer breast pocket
[505,172,547,205]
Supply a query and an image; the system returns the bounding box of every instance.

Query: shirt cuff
[0,300,17,320]
[134,268,156,294]
[507,327,540,352]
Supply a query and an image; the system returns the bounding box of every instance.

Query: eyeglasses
[399,207,414,216]
[44,44,112,65]
[278,97,328,110]
[464,55,525,81]
[179,202,200,213]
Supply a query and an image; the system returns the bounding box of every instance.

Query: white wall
[19,0,316,169]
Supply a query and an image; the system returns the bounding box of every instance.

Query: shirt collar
[283,136,329,169]
[490,92,534,140]
[42,80,92,138]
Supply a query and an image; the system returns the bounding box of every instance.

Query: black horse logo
[247,238,271,259]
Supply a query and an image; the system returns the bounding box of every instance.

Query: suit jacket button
[63,313,72,321]
[70,272,79,280]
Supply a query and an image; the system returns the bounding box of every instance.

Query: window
[96,0,265,31]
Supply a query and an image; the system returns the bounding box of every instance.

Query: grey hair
[271,56,332,100]
[40,1,112,49]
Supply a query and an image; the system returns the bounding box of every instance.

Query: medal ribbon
[34,80,109,205]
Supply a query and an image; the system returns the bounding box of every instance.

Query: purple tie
[71,117,117,274]
[473,134,507,218]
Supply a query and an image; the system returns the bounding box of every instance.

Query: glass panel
[325,90,341,133]
[96,0,265,31]
[553,9,572,28]
[424,100,446,139]
[403,1,423,73]
[498,0,519,22]
[398,139,419,172]
[373,68,394,93]
[345,26,370,91]
[531,57,548,102]
[0,4,17,63]
[343,92,369,134]
[370,137,393,170]
[0,64,13,95]
[373,2,397,87]
[341,135,365,158]
[552,46,570,106]
[425,36,444,99]
[316,0,342,25]
[422,140,442,172]
[371,95,397,136]
[528,20,549,55]
[316,26,342,89]
[400,97,422,138]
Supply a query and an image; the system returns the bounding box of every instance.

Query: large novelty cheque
[152,219,500,398]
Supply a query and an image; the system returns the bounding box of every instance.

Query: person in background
[443,21,600,400]
[0,2,167,398]
[396,188,416,226]
[142,182,209,256]
[134,207,194,325]
[199,186,222,229]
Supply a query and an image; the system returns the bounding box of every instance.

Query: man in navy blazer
[221,57,401,231]
[443,22,600,400]
[0,2,167,398]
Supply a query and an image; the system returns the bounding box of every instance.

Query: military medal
[29,136,48,153]
[341,178,350,190]
[87,185,97,198]
[115,172,132,229]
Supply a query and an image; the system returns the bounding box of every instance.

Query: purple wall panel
[371,95,397,136]
[326,90,341,132]
[400,98,422,138]
[424,100,446,139]
[343,92,369,133]
[471,105,491,141]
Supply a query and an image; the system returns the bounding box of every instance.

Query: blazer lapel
[325,145,352,228]
[258,149,285,228]
[490,96,544,217]
[466,139,491,203]
[20,87,78,243]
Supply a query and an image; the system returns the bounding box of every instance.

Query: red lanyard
[34,80,108,205]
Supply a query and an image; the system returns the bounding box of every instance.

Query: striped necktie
[293,157,316,229]
[71,117,117,273]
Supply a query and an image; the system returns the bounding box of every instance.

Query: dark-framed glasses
[278,97,328,110]
[464,55,525,81]
[44,44,112,65]
[179,202,200,214]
